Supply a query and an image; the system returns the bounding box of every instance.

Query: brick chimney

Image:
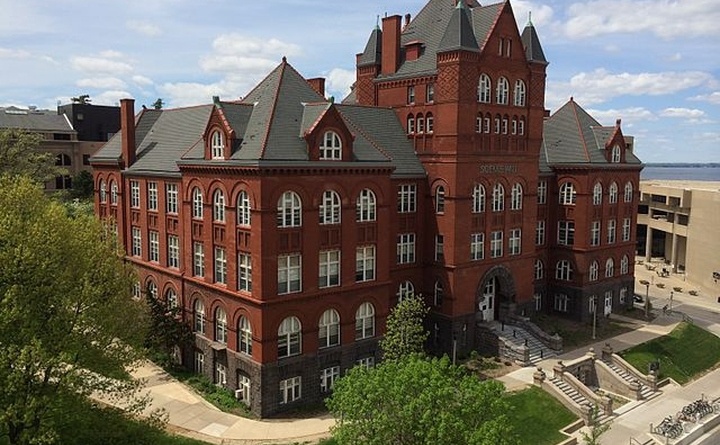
[381,15,402,75]
[120,98,136,168]
[307,77,326,98]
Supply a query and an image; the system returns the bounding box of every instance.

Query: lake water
[641,167,720,181]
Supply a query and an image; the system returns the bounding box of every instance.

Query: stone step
[494,322,558,364]
[549,377,591,408]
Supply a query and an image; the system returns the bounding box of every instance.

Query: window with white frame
[168,234,179,268]
[483,115,491,133]
[417,114,425,133]
[509,228,521,256]
[621,255,629,274]
[213,190,225,222]
[622,218,631,242]
[237,374,251,406]
[476,114,482,133]
[511,118,517,135]
[434,281,444,306]
[558,220,575,246]
[513,80,526,106]
[238,252,252,292]
[609,182,618,204]
[397,184,417,213]
[130,180,140,208]
[356,245,375,282]
[496,77,509,104]
[494,116,501,134]
[320,366,340,393]
[356,188,376,222]
[319,250,340,288]
[611,145,621,163]
[397,233,416,264]
[471,233,484,260]
[355,302,375,339]
[607,219,616,244]
[132,227,141,257]
[556,260,573,281]
[214,247,227,284]
[554,294,568,312]
[165,288,178,310]
[604,290,613,316]
[193,242,204,277]
[407,85,415,104]
[478,74,491,103]
[237,191,251,226]
[502,116,508,134]
[534,293,542,311]
[537,180,547,204]
[278,253,302,294]
[194,300,206,333]
[536,220,546,245]
[320,190,341,225]
[192,187,203,219]
[492,183,505,212]
[472,184,486,213]
[215,307,228,344]
[535,259,544,280]
[166,183,178,214]
[147,280,158,300]
[110,181,118,205]
[277,191,302,227]
[320,131,342,160]
[407,115,415,134]
[279,376,301,404]
[519,117,525,135]
[132,281,142,300]
[589,261,599,281]
[148,182,158,211]
[426,113,434,133]
[278,316,301,358]
[426,83,435,102]
[491,231,503,258]
[211,130,224,159]
[593,182,602,206]
[619,287,627,304]
[356,356,375,369]
[435,186,445,214]
[238,316,252,355]
[149,230,159,262]
[99,180,107,203]
[318,309,340,348]
[590,221,601,246]
[435,234,444,261]
[511,183,523,210]
[194,351,205,374]
[397,281,414,301]
[624,182,633,203]
[559,182,576,205]
[605,258,614,277]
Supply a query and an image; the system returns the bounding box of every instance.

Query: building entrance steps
[601,359,655,400]
[491,321,559,365]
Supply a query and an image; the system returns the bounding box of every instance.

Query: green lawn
[505,386,577,445]
[620,322,720,384]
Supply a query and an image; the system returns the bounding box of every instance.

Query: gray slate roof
[521,18,547,64]
[0,107,74,133]
[541,99,642,167]
[357,26,382,67]
[437,1,480,53]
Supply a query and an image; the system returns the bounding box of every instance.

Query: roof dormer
[605,119,626,164]
[301,103,354,162]
[203,99,236,160]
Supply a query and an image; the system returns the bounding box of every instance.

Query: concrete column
[645,226,652,262]
[670,232,677,272]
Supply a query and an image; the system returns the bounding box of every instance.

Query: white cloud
[563,0,720,39]
[586,107,656,126]
[71,56,133,75]
[0,48,31,59]
[158,80,247,108]
[660,108,706,118]
[211,34,302,58]
[325,68,355,100]
[99,50,124,59]
[690,92,720,105]
[76,77,128,90]
[509,1,554,28]
[668,53,682,62]
[126,20,162,37]
[200,56,277,75]
[93,90,134,106]
[132,75,154,86]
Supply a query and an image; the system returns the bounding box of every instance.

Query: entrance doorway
[478,278,496,322]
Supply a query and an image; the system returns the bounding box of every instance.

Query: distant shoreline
[644,163,720,168]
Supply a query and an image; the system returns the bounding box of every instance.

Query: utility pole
[670,291,674,312]
[592,296,597,340]
[644,282,650,318]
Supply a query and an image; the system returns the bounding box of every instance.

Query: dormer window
[611,145,621,163]
[211,130,225,159]
[320,131,342,160]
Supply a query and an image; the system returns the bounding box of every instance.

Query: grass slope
[505,386,577,445]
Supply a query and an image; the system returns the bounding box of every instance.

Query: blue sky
[1,0,718,162]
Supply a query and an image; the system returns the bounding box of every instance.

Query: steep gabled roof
[0,107,75,133]
[438,1,480,53]
[521,16,547,64]
[357,25,383,67]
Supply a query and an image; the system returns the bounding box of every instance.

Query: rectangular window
[509,229,521,256]
[238,252,252,292]
[130,180,140,208]
[355,356,375,369]
[320,366,340,393]
[279,376,302,404]
[194,351,205,374]
[215,362,227,385]
[435,235,444,261]
[147,182,158,211]
[132,227,142,257]
[396,233,416,264]
[356,245,376,282]
[535,220,545,246]
[483,117,491,134]
[149,231,159,262]
[607,219,617,244]
[591,221,601,246]
[214,247,227,284]
[554,294,568,312]
[426,83,434,102]
[490,231,503,258]
[534,293,542,311]
[193,242,205,277]
[167,234,179,268]
[397,184,417,213]
[407,85,415,104]
[166,183,178,214]
[537,181,547,204]
[471,233,484,260]
[278,253,302,294]
[319,250,340,288]
[558,221,575,246]
[237,375,251,406]
[622,218,631,242]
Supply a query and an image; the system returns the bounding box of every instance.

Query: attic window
[211,130,225,159]
[611,145,621,163]
[320,131,342,160]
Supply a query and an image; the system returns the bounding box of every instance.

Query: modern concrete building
[637,180,720,291]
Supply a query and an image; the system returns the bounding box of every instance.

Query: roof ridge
[571,100,591,162]
[477,2,505,52]
[258,59,288,159]
[335,106,393,162]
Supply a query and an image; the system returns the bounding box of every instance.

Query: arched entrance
[475,265,516,323]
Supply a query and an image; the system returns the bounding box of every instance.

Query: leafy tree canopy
[152,98,164,110]
[327,355,519,445]
[380,293,429,361]
[0,129,64,183]
[0,175,149,445]
[144,286,194,369]
[70,94,91,104]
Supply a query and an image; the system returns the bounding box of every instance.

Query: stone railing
[506,314,563,352]
[601,343,658,392]
[498,335,530,366]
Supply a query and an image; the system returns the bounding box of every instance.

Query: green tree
[69,170,94,200]
[144,286,194,369]
[580,406,612,445]
[380,293,429,361]
[0,129,64,183]
[0,175,149,445]
[327,356,519,445]
[152,98,164,110]
[70,94,91,104]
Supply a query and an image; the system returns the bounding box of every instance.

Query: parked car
[633,294,644,303]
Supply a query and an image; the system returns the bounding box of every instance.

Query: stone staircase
[494,322,558,364]
[603,359,655,399]
[548,376,610,424]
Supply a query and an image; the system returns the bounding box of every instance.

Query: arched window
[511,183,523,210]
[397,281,414,301]
[624,182,634,203]
[407,114,415,134]
[147,280,158,300]
[355,302,375,340]
[319,190,341,225]
[513,80,526,106]
[502,114,509,134]
[278,316,301,358]
[472,184,486,213]
[277,191,302,227]
[56,153,71,166]
[435,186,445,214]
[589,261,599,281]
[496,77,509,104]
[237,190,251,226]
[611,145,621,163]
[192,187,203,219]
[165,288,178,310]
[99,180,107,203]
[605,258,615,277]
[433,281,444,306]
[110,181,118,205]
[556,260,573,281]
[356,188,376,222]
[213,189,225,222]
[609,182,618,204]
[426,113,434,133]
[492,183,504,212]
[417,113,425,134]
[211,130,224,159]
[478,74,491,103]
[238,316,252,355]
[193,300,205,333]
[593,182,603,206]
[318,309,340,348]
[475,113,483,133]
[320,131,342,160]
[621,255,629,274]
[535,259,544,280]
[518,116,525,135]
[215,307,227,344]
[559,182,576,205]
[494,114,501,134]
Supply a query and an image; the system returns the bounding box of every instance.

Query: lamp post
[592,296,597,340]
[644,282,650,318]
[670,291,674,312]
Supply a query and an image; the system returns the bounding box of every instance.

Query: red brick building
[91,0,641,416]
